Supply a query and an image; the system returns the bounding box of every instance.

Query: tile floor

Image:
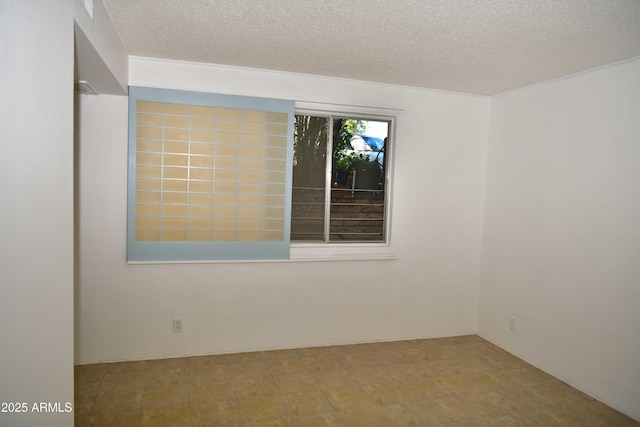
[74,335,638,426]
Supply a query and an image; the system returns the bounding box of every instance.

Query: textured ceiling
[102,0,640,95]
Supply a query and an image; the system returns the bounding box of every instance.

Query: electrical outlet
[509,316,516,332]
[173,318,183,333]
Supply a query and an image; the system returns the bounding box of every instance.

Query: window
[291,114,391,243]
[127,86,294,262]
[127,87,395,262]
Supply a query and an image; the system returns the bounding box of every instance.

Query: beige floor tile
[74,380,101,404]
[385,402,449,426]
[349,366,398,387]
[91,387,144,412]
[311,368,363,390]
[451,355,498,375]
[191,399,242,426]
[449,334,487,344]
[528,381,593,410]
[501,387,556,415]
[332,352,379,369]
[296,345,339,358]
[267,357,310,376]
[188,354,229,368]
[146,366,190,387]
[142,383,190,408]
[280,390,334,417]
[73,335,639,427]
[360,340,401,352]
[261,348,301,361]
[385,361,433,383]
[486,351,532,370]
[85,406,141,426]
[190,380,236,403]
[336,407,395,427]
[323,386,377,412]
[453,414,535,427]
[422,344,462,361]
[190,363,235,384]
[329,343,370,355]
[191,419,242,427]
[99,370,147,392]
[364,383,405,406]
[272,372,319,394]
[521,409,576,426]
[74,401,94,427]
[464,391,516,417]
[522,366,562,385]
[372,348,428,365]
[243,416,295,427]
[416,359,462,378]
[363,349,401,365]
[75,364,110,384]
[226,350,264,364]
[147,356,189,372]
[237,395,289,423]
[226,360,269,380]
[107,360,149,374]
[74,414,89,427]
[393,380,449,403]
[291,412,345,427]
[392,338,429,348]
[301,355,345,372]
[233,376,281,399]
[416,397,468,424]
[535,399,638,427]
[138,403,190,426]
[467,371,504,391]
[432,375,480,395]
[457,341,504,358]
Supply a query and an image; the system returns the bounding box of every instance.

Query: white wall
[0,1,74,426]
[478,58,640,420]
[73,0,128,95]
[75,58,489,363]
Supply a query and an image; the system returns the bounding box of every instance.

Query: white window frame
[126,93,399,264]
[289,102,399,261]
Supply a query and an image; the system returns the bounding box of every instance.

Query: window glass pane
[291,116,328,241]
[330,119,388,242]
[292,115,390,243]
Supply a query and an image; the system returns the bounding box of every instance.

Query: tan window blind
[127,87,293,261]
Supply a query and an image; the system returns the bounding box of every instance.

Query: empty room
[1,1,639,426]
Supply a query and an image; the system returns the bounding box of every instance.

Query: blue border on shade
[127,86,294,262]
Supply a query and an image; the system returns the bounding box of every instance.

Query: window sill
[289,243,398,262]
[126,243,398,264]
